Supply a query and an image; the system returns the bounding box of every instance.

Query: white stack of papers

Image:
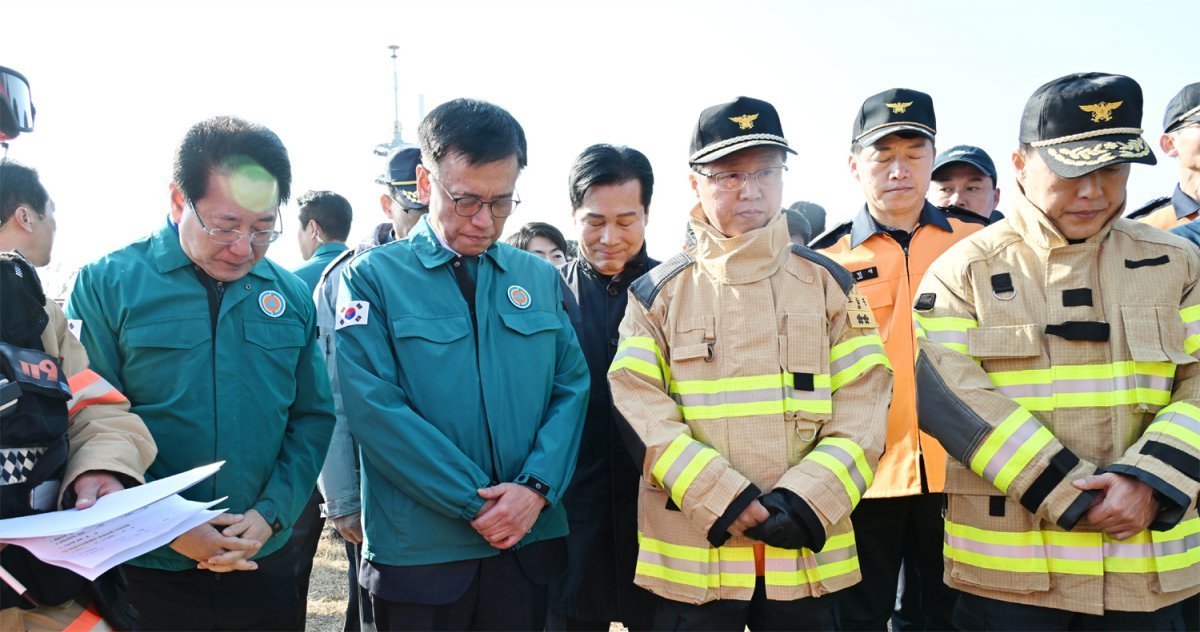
[0,461,226,580]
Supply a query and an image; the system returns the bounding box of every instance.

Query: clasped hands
[470,483,547,550]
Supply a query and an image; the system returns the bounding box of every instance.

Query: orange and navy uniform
[811,202,987,496]
[1126,186,1200,231]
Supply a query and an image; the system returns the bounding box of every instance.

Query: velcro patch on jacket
[990,273,1015,294]
[1126,255,1170,269]
[852,267,879,282]
[1062,289,1093,307]
[1045,321,1110,342]
[913,293,936,312]
[846,289,877,329]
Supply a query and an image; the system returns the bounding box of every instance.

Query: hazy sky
[6,0,1196,294]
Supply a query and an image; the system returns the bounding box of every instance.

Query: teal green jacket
[292,242,348,293]
[65,218,335,570]
[336,217,589,566]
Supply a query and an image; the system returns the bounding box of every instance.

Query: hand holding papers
[0,461,226,580]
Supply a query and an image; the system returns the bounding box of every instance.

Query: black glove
[744,489,822,551]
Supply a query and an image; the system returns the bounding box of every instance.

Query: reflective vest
[913,187,1200,614]
[813,203,986,496]
[609,211,892,604]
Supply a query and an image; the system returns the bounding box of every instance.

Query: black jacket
[550,246,659,624]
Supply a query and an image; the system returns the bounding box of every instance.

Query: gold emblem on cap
[729,114,759,130]
[1079,101,1123,123]
[885,101,913,114]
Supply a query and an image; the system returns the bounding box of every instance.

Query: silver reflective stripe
[996,373,1173,399]
[762,544,858,571]
[830,344,881,375]
[615,346,660,366]
[0,446,46,486]
[637,550,708,576]
[1157,410,1200,435]
[671,385,832,407]
[659,441,706,493]
[812,443,868,497]
[979,416,1042,484]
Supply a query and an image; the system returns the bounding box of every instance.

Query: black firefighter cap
[933,145,997,181]
[1163,82,1200,134]
[852,88,936,147]
[376,144,427,211]
[1019,72,1156,178]
[689,96,796,165]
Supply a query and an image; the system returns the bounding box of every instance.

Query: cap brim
[380,182,428,210]
[1036,133,1157,178]
[855,124,935,149]
[690,138,796,165]
[933,157,996,181]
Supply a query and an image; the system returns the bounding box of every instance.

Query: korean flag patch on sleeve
[336,301,370,330]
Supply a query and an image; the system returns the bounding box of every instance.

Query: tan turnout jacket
[608,211,892,605]
[914,188,1200,615]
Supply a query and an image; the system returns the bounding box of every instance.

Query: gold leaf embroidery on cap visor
[1044,137,1149,166]
[1079,101,1124,123]
[729,114,759,130]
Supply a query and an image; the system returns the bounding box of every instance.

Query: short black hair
[567,144,654,212]
[0,160,48,225]
[173,116,292,205]
[851,130,931,156]
[419,98,527,173]
[505,221,568,255]
[296,190,353,242]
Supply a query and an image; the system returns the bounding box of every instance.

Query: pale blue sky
[7,0,1195,293]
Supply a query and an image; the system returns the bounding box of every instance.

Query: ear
[688,171,701,200]
[306,219,320,237]
[416,164,432,205]
[379,193,395,220]
[993,186,1001,209]
[1160,133,1178,158]
[169,183,187,224]
[1011,150,1027,180]
[848,152,860,182]
[14,206,35,234]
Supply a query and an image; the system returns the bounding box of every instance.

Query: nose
[471,207,496,229]
[739,176,763,200]
[889,157,909,180]
[1077,172,1103,199]
[226,236,252,257]
[600,223,617,245]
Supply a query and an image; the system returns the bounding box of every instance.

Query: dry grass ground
[306,524,349,632]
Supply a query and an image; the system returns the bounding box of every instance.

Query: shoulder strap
[1126,196,1171,219]
[790,243,853,295]
[630,252,695,309]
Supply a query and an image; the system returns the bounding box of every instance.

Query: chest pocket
[856,279,894,342]
[391,315,471,366]
[499,310,561,337]
[671,315,715,365]
[1122,305,1193,414]
[244,320,307,377]
[123,317,212,402]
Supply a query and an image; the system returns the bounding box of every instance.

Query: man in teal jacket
[292,189,352,292]
[66,116,335,631]
[336,98,589,631]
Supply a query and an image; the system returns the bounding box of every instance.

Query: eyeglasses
[188,201,281,246]
[430,175,520,218]
[698,165,788,192]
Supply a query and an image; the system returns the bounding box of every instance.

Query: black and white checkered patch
[1,447,46,486]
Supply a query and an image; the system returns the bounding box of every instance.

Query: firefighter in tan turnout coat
[915,73,1200,630]
[608,96,892,630]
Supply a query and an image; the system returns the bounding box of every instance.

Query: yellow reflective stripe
[969,409,1054,493]
[609,336,670,383]
[670,373,830,395]
[1183,306,1200,354]
[829,335,891,392]
[987,361,1175,412]
[1146,402,1200,450]
[639,530,714,562]
[912,313,977,354]
[670,372,833,420]
[762,533,859,586]
[805,437,873,505]
[635,535,757,590]
[651,434,720,508]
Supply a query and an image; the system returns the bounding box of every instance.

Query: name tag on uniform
[846,289,877,329]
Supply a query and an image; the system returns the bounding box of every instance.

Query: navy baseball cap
[933,145,997,181]
[852,88,936,147]
[376,144,427,210]
[689,96,796,165]
[1163,83,1200,134]
[1019,72,1156,178]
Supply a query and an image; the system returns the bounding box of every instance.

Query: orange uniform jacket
[813,203,986,496]
[1126,186,1200,230]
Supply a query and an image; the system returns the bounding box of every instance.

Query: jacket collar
[313,242,348,258]
[408,215,508,272]
[690,205,789,285]
[1173,184,1200,220]
[849,201,952,249]
[151,215,279,282]
[1007,180,1122,250]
